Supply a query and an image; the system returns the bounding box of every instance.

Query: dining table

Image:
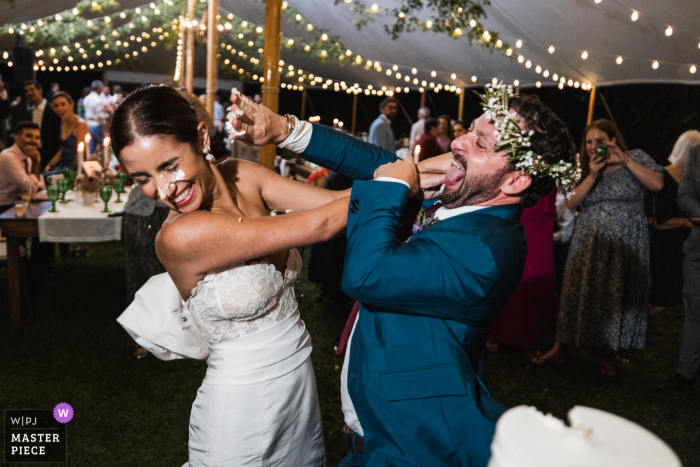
[0,188,130,327]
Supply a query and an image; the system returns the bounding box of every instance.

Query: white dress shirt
[32,99,47,128]
[83,92,107,127]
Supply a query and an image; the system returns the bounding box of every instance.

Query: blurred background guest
[0,80,61,175]
[436,114,453,152]
[76,87,91,119]
[369,98,397,152]
[659,141,700,391]
[42,92,89,179]
[253,92,262,105]
[0,122,44,213]
[46,82,60,102]
[453,120,467,139]
[553,190,576,292]
[535,119,663,377]
[647,130,700,319]
[306,166,329,187]
[409,106,430,154]
[487,189,558,358]
[415,117,443,162]
[83,80,109,154]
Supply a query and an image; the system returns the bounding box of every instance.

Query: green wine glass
[58,179,70,203]
[113,179,126,203]
[117,171,128,183]
[66,168,77,190]
[47,185,60,213]
[62,166,72,181]
[99,186,113,213]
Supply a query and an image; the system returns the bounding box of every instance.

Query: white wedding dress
[118,249,326,467]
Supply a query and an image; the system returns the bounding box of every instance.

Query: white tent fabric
[2,0,699,89]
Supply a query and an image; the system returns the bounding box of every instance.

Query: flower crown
[476,82,581,189]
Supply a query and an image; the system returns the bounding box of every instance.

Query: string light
[581,51,588,59]
[652,60,659,69]
[665,26,673,36]
[631,10,639,21]
[548,46,555,54]
[616,56,623,64]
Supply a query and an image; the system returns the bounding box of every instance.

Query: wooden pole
[300,86,307,120]
[586,85,596,125]
[351,92,358,135]
[420,90,426,108]
[205,0,218,117]
[185,0,195,92]
[457,88,465,122]
[177,18,185,87]
[259,0,282,171]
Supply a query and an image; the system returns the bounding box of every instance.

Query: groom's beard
[440,166,510,209]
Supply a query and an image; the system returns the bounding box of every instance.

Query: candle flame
[78,142,84,151]
[104,137,110,145]
[85,134,91,143]
[414,144,421,155]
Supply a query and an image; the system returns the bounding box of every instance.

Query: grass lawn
[1,243,698,466]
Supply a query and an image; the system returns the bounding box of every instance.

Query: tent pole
[586,86,596,125]
[300,86,307,120]
[457,88,464,122]
[351,93,358,135]
[420,90,426,108]
[185,0,195,92]
[205,0,219,117]
[259,0,282,171]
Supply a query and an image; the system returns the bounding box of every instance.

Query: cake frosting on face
[488,405,681,467]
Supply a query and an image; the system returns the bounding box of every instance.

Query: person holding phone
[534,119,663,377]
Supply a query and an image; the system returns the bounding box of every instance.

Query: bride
[114,85,349,466]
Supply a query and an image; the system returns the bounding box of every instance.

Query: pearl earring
[203,146,213,161]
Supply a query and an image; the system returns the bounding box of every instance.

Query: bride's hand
[416,152,453,174]
[228,91,289,146]
[418,173,445,199]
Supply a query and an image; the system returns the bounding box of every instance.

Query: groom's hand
[374,157,420,197]
[229,91,289,146]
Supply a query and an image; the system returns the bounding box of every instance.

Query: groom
[230,88,578,466]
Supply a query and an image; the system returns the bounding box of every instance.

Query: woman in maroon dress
[487,189,558,357]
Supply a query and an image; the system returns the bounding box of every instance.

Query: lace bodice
[183,249,303,342]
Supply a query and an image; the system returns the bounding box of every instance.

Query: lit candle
[84,134,91,159]
[414,144,421,163]
[103,136,111,168]
[77,142,84,175]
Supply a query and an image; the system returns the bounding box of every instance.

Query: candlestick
[77,142,84,175]
[84,134,91,159]
[103,136,111,169]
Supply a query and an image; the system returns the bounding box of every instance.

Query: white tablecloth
[38,189,131,243]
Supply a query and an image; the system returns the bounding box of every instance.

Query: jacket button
[350,206,358,213]
[352,199,359,206]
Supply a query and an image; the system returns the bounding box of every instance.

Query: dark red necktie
[335,201,443,356]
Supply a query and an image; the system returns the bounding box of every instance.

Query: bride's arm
[157,196,350,278]
[219,158,350,212]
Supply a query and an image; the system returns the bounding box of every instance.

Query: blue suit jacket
[302,124,527,467]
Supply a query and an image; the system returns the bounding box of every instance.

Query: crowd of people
[1,77,699,465]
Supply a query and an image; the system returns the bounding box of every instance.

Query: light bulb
[426,20,432,28]
[471,76,477,82]
[631,11,639,21]
[412,68,417,74]
[515,40,522,48]
[616,56,623,64]
[690,65,697,74]
[431,70,436,77]
[469,19,476,28]
[665,26,673,36]
[536,81,541,88]
[652,61,659,69]
[548,46,555,54]
[526,61,532,68]
[581,51,588,60]
[451,73,456,80]
[536,65,542,73]
[513,80,520,86]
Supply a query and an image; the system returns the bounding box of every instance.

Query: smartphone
[595,142,608,160]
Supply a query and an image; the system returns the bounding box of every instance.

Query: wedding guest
[409,106,430,153]
[647,130,700,319]
[487,189,558,357]
[0,122,45,213]
[415,117,443,162]
[83,80,109,154]
[110,85,124,105]
[535,119,663,376]
[368,98,397,152]
[213,96,224,123]
[0,80,61,174]
[436,114,453,152]
[553,190,576,291]
[453,120,467,138]
[76,87,91,118]
[46,82,60,102]
[253,92,262,105]
[43,92,90,178]
[658,142,700,392]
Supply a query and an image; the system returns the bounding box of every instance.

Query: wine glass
[113,179,126,203]
[66,169,77,190]
[117,171,128,183]
[58,179,70,203]
[47,185,60,213]
[99,186,113,213]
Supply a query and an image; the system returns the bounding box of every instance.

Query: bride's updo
[110,85,201,159]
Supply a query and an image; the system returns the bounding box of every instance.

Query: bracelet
[621,157,630,167]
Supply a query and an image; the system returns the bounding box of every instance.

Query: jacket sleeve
[341,181,497,320]
[678,146,700,218]
[302,124,398,180]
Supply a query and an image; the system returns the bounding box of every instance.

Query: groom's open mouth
[445,157,466,188]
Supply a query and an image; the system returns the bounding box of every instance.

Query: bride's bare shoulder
[156,210,214,259]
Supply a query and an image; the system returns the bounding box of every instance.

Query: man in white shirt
[0,122,45,211]
[409,106,430,154]
[83,80,109,154]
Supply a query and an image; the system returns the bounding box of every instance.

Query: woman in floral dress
[534,119,663,376]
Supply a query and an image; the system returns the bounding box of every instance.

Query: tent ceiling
[2,0,699,89]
